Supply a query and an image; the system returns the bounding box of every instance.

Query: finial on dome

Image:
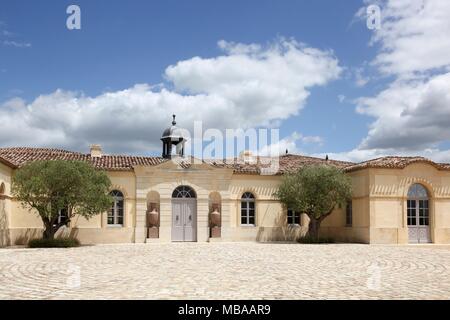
[172,114,176,125]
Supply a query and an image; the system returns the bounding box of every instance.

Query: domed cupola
[161,115,186,159]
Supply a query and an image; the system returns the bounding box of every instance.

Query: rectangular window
[346,202,352,227]
[407,200,416,226]
[108,199,124,226]
[287,209,301,225]
[418,200,429,226]
[107,207,115,225]
[117,206,124,225]
[55,208,69,226]
[241,200,255,226]
[240,209,247,225]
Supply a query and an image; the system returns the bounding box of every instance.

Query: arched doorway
[407,184,431,243]
[172,186,197,242]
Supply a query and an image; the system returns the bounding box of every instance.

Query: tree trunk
[308,217,321,240]
[43,225,56,240]
[42,219,70,240]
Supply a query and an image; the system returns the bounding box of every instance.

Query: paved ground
[0,243,449,299]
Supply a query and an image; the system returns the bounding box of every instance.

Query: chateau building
[1,118,450,246]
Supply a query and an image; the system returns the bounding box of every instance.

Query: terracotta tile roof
[1,147,449,174]
[278,154,353,173]
[0,147,166,171]
[203,154,353,175]
[343,156,450,172]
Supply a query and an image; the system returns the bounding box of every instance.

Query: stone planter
[147,206,159,239]
[148,227,159,239]
[147,207,159,227]
[210,205,221,238]
[210,207,221,227]
[211,226,221,238]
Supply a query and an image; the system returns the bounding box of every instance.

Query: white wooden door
[407,199,431,243]
[172,199,197,242]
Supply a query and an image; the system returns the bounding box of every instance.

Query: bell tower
[161,115,185,159]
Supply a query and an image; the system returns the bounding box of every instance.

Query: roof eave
[0,156,17,169]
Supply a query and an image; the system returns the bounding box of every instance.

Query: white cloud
[347,0,450,162]
[165,38,341,128]
[338,94,346,103]
[3,40,31,48]
[357,73,450,150]
[314,147,450,164]
[0,22,31,48]
[354,67,369,87]
[371,0,450,77]
[2,30,14,37]
[258,131,324,157]
[0,38,341,155]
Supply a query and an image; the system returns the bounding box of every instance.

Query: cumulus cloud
[339,0,450,162]
[258,132,308,156]
[314,147,450,164]
[0,38,341,155]
[357,73,450,151]
[165,38,341,128]
[370,0,450,77]
[258,131,323,157]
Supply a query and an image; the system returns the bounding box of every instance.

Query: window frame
[287,208,301,226]
[172,185,196,198]
[108,190,124,227]
[407,184,430,227]
[240,192,256,226]
[345,201,353,227]
[53,207,69,227]
[57,208,69,225]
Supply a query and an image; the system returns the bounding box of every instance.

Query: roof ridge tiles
[1,147,449,173]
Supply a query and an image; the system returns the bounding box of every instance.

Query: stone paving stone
[0,243,449,300]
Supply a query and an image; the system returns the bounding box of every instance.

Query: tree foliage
[275,165,352,239]
[12,160,112,239]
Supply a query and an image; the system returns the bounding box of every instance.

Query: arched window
[407,184,429,227]
[172,186,196,198]
[241,192,255,226]
[0,182,5,195]
[407,184,428,198]
[108,190,124,226]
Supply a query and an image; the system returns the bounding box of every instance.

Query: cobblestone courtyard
[0,243,449,299]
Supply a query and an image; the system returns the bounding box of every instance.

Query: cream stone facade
[1,124,450,246]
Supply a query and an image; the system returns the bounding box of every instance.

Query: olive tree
[12,160,112,239]
[275,165,352,239]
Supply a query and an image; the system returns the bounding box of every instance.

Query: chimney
[239,150,255,164]
[90,144,103,158]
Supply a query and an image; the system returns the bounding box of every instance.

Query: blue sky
[1,0,450,162]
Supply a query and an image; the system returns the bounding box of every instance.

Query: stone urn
[147,206,159,227]
[210,205,221,227]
